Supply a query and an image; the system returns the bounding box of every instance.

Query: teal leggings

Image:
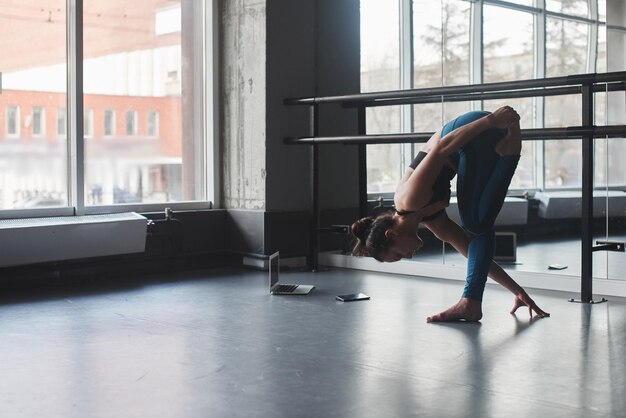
[441,111,520,301]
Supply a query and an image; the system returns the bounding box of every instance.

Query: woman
[352,106,549,322]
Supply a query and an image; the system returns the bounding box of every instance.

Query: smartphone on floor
[336,293,370,302]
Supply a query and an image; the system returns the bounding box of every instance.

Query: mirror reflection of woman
[352,107,550,322]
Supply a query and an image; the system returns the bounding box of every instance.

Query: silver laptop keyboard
[275,284,298,293]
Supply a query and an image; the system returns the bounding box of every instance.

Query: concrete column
[220,0,267,210]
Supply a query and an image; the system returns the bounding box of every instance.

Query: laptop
[494,232,517,262]
[269,251,314,295]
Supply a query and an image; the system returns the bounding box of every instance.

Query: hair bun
[351,217,374,242]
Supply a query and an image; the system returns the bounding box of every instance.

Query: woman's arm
[435,106,519,156]
[394,130,444,210]
[422,213,549,318]
[394,106,519,212]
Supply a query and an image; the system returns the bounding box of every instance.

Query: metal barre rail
[284,71,626,105]
[341,83,626,108]
[284,71,626,303]
[285,125,626,145]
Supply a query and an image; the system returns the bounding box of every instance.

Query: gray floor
[1,267,625,418]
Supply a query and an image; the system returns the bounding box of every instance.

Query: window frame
[147,110,159,137]
[32,106,45,137]
[103,109,116,137]
[5,105,20,138]
[125,110,138,136]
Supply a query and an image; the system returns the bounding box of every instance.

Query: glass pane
[598,0,606,22]
[84,109,93,138]
[482,2,536,191]
[545,95,581,128]
[0,1,68,210]
[595,89,608,189]
[366,106,401,194]
[410,0,470,194]
[544,139,582,188]
[147,111,158,136]
[544,90,582,188]
[7,106,19,136]
[605,91,626,186]
[361,0,399,92]
[484,98,535,189]
[414,103,445,132]
[544,93,582,189]
[607,29,626,74]
[606,68,626,278]
[57,108,66,137]
[361,0,401,194]
[367,142,402,194]
[596,97,626,188]
[597,24,607,73]
[606,138,626,281]
[598,96,626,282]
[484,5,534,83]
[83,0,204,205]
[32,107,44,136]
[413,0,470,88]
[546,0,588,18]
[546,17,589,77]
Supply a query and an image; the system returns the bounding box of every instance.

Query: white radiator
[0,212,148,268]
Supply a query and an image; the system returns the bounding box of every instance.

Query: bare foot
[427,298,483,323]
[495,120,522,156]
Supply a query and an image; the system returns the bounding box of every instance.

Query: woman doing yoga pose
[351,106,549,322]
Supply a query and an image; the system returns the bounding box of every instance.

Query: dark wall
[316,0,360,211]
[265,0,316,213]
[266,0,360,212]
[265,0,361,257]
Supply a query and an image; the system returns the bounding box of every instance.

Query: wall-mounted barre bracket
[593,241,626,252]
[568,243,621,304]
[569,297,608,304]
[318,225,350,235]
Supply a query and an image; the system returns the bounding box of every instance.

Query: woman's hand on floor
[511,293,550,319]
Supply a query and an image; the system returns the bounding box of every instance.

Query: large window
[0,0,213,213]
[360,0,626,283]
[361,0,626,194]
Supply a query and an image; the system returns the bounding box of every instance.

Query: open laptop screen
[269,252,280,289]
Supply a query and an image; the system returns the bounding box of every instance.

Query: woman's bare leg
[428,113,520,323]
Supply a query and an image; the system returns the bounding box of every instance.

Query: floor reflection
[415,232,626,279]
